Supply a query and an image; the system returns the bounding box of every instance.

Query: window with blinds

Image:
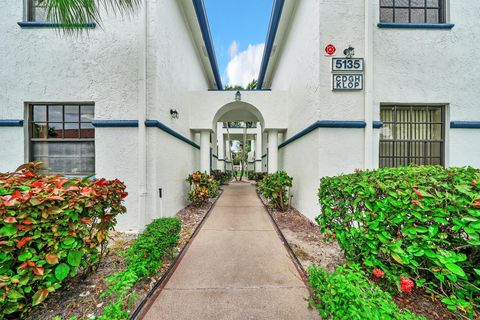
[30,104,95,175]
[380,0,446,24]
[379,105,444,168]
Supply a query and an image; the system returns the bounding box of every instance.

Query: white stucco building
[1,0,479,231]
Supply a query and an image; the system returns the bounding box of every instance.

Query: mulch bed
[256,188,457,320]
[27,194,220,320]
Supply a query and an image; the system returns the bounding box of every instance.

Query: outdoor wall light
[343,46,355,58]
[170,109,179,119]
[235,90,241,101]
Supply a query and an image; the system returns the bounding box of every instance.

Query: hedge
[98,217,181,319]
[308,264,424,320]
[257,171,292,211]
[0,163,127,318]
[318,166,480,315]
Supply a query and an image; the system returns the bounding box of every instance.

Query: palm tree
[38,0,140,29]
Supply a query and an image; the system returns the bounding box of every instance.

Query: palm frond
[39,0,141,32]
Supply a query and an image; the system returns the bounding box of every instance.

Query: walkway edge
[131,189,224,320]
[255,188,311,290]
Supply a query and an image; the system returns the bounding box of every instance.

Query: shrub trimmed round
[318,166,479,314]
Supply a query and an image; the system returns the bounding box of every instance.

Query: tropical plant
[186,172,219,206]
[98,218,181,319]
[308,263,424,320]
[211,170,231,185]
[0,162,127,317]
[318,165,480,317]
[257,171,292,211]
[35,0,140,30]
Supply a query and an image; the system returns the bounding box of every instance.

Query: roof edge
[192,0,223,90]
[257,0,285,90]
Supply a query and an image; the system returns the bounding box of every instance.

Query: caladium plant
[0,162,127,317]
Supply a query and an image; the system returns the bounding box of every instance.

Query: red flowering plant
[318,165,480,316]
[373,269,385,278]
[0,162,127,317]
[400,277,415,294]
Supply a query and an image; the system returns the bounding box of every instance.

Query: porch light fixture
[170,109,179,119]
[235,90,241,101]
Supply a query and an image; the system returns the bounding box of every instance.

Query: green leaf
[445,263,466,277]
[0,224,17,237]
[67,250,82,267]
[391,253,403,265]
[18,251,33,262]
[7,289,24,300]
[55,263,70,281]
[428,225,439,237]
[32,289,49,306]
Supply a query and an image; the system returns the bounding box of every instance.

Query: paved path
[142,183,319,320]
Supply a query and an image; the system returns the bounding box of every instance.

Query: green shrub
[257,171,292,211]
[211,170,231,185]
[247,171,267,182]
[186,171,219,206]
[0,162,127,318]
[318,165,480,315]
[308,264,424,320]
[98,218,181,319]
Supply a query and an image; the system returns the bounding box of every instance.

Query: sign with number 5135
[332,58,364,72]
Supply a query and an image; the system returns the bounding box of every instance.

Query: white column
[217,123,225,172]
[255,130,262,172]
[267,129,278,173]
[200,130,210,174]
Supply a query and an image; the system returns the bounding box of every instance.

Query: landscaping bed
[26,195,220,320]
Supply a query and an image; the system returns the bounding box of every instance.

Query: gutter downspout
[137,0,148,229]
[364,0,374,169]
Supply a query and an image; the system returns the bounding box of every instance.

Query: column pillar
[217,133,225,172]
[200,130,210,174]
[267,129,278,173]
[255,126,262,172]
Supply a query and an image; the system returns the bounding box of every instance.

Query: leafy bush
[186,171,219,206]
[318,166,480,315]
[257,171,292,211]
[97,218,181,319]
[247,171,267,182]
[308,264,424,320]
[211,170,231,185]
[0,163,127,317]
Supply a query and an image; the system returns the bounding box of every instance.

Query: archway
[206,101,266,177]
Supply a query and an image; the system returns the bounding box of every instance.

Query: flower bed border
[130,189,223,319]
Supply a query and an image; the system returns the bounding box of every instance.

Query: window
[380,0,445,24]
[29,104,95,175]
[379,105,444,167]
[26,0,48,22]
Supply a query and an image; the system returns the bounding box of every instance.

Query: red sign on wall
[324,44,336,56]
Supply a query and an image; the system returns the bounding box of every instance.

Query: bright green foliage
[307,264,425,320]
[97,218,181,319]
[186,172,219,206]
[211,170,231,185]
[0,163,127,318]
[257,171,293,211]
[318,166,480,315]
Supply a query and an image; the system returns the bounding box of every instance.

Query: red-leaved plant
[0,162,127,317]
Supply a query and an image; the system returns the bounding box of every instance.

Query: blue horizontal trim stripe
[0,120,23,127]
[145,120,200,149]
[373,121,384,129]
[18,21,96,28]
[278,120,367,149]
[257,0,285,90]
[91,120,138,128]
[450,121,480,129]
[192,0,222,90]
[377,22,454,29]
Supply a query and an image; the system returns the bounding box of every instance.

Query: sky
[204,0,273,88]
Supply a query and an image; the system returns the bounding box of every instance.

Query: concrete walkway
[142,183,319,320]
